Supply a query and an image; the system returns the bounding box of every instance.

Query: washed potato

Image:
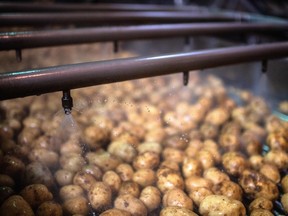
[249,197,273,212]
[249,155,264,170]
[188,187,213,207]
[82,164,103,181]
[212,180,243,201]
[0,195,34,216]
[281,175,288,193]
[88,182,112,211]
[199,195,246,216]
[119,181,140,197]
[137,142,162,155]
[114,194,147,216]
[185,140,203,158]
[203,167,229,185]
[157,168,184,193]
[239,169,279,200]
[139,186,161,212]
[222,152,248,176]
[103,171,122,194]
[196,150,215,170]
[60,153,86,172]
[163,188,193,210]
[86,151,121,172]
[160,206,198,216]
[281,193,288,214]
[100,208,131,216]
[182,157,202,178]
[54,169,74,186]
[36,201,63,216]
[185,176,213,193]
[116,163,134,182]
[59,184,84,201]
[73,171,97,191]
[250,209,274,216]
[133,151,160,170]
[20,184,53,208]
[159,161,180,172]
[162,148,185,164]
[28,148,59,168]
[62,196,89,215]
[132,169,155,188]
[0,174,15,187]
[108,140,137,163]
[259,163,280,183]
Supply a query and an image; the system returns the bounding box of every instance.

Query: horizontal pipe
[0,12,240,27]
[1,23,288,50]
[0,2,205,12]
[0,42,288,100]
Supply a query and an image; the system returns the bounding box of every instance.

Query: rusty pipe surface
[1,23,288,51]
[1,42,288,101]
[0,12,240,27]
[0,2,206,12]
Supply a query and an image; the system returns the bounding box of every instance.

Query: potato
[162,148,185,164]
[60,141,82,155]
[36,201,63,216]
[103,171,122,194]
[203,167,229,185]
[1,155,25,177]
[163,188,193,210]
[222,152,248,176]
[0,174,15,187]
[160,206,198,216]
[239,169,279,200]
[59,185,84,201]
[281,175,288,193]
[119,181,140,198]
[0,186,14,204]
[133,151,160,170]
[88,182,112,211]
[114,194,147,216]
[205,107,229,126]
[188,187,213,207]
[202,140,221,163]
[259,163,280,183]
[200,122,218,139]
[163,135,188,150]
[62,196,89,215]
[73,171,97,191]
[267,131,288,151]
[185,140,203,158]
[212,180,243,201]
[86,151,121,172]
[20,184,53,208]
[219,133,240,152]
[199,195,245,216]
[100,208,131,216]
[28,148,59,168]
[137,142,162,155]
[116,163,134,182]
[264,150,288,169]
[185,176,213,193]
[249,197,273,212]
[0,195,34,216]
[157,168,184,193]
[82,164,103,181]
[281,193,288,214]
[159,161,180,172]
[250,209,273,216]
[108,141,137,163]
[24,162,55,189]
[84,125,109,149]
[133,169,156,188]
[182,157,202,178]
[139,186,161,212]
[196,150,215,170]
[60,154,86,172]
[249,155,264,170]
[54,169,74,186]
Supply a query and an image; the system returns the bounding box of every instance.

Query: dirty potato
[185,176,213,193]
[249,197,273,212]
[139,186,161,212]
[0,195,34,216]
[59,184,84,201]
[259,163,280,183]
[212,180,243,201]
[119,181,141,198]
[102,171,122,194]
[116,163,134,182]
[36,201,63,216]
[188,187,213,207]
[62,196,89,215]
[222,152,248,176]
[203,167,230,185]
[54,169,74,186]
[163,188,193,210]
[100,208,131,216]
[88,182,112,211]
[133,169,156,188]
[73,171,97,191]
[133,151,160,170]
[114,194,147,216]
[160,206,198,216]
[157,168,184,193]
[182,157,202,178]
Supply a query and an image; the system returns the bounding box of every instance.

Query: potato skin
[212,180,243,201]
[157,168,184,193]
[116,163,134,182]
[249,197,273,212]
[119,181,140,198]
[59,184,84,201]
[139,186,161,212]
[203,167,229,185]
[199,195,246,216]
[36,201,63,216]
[250,209,274,216]
[182,157,202,178]
[54,169,74,186]
[281,175,288,193]
[185,176,213,193]
[0,195,34,216]
[20,184,53,208]
[188,187,213,207]
[73,171,97,191]
[163,188,193,210]
[222,152,247,176]
[103,171,122,194]
[114,194,147,216]
[160,206,198,216]
[88,182,112,211]
[281,193,288,214]
[133,151,160,170]
[133,169,156,188]
[0,174,15,188]
[100,208,131,216]
[62,196,89,215]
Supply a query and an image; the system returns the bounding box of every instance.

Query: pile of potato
[0,70,288,216]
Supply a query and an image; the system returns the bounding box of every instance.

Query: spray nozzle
[62,90,73,115]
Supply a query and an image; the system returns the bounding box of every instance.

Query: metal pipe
[0,42,288,101]
[0,2,206,12]
[0,12,240,27]
[1,23,288,51]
